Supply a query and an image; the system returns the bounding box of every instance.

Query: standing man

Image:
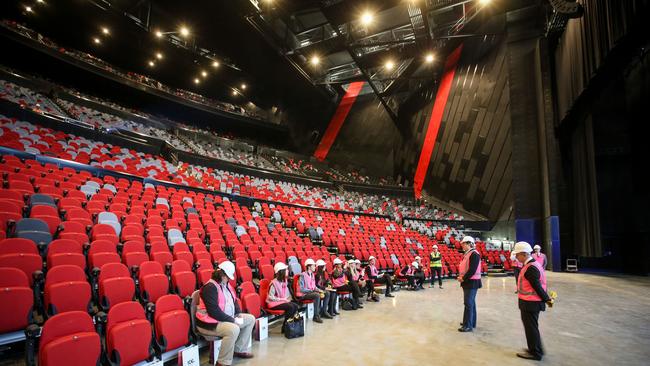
[532,245,548,270]
[513,242,554,361]
[457,236,481,332]
[429,245,443,289]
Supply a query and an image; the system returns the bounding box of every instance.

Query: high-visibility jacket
[429,252,442,268]
[518,260,547,302]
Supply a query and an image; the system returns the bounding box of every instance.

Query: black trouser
[414,272,425,287]
[270,302,300,321]
[521,310,544,358]
[430,267,442,286]
[300,292,321,317]
[514,267,521,287]
[324,290,337,314]
[336,284,360,305]
[370,274,393,295]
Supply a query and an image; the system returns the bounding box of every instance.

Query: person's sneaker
[313,316,323,323]
[439,286,443,289]
[516,352,542,361]
[458,327,473,332]
[385,293,394,297]
[234,352,254,359]
[322,312,333,319]
[429,284,434,288]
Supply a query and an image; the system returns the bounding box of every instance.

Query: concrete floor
[220,272,650,366]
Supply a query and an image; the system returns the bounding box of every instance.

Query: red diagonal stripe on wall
[313,81,365,161]
[414,44,464,198]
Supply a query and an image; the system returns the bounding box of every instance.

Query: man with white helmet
[532,245,548,269]
[512,242,553,361]
[195,261,255,366]
[365,256,394,299]
[297,258,327,323]
[429,244,443,289]
[267,262,300,332]
[457,236,482,332]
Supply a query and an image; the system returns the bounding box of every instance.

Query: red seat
[260,264,274,280]
[106,302,154,365]
[46,239,85,270]
[0,268,33,333]
[0,238,42,286]
[171,260,196,297]
[44,265,91,316]
[139,261,169,303]
[38,311,101,366]
[242,292,261,318]
[236,265,253,283]
[239,281,256,300]
[98,263,135,310]
[259,278,285,316]
[154,295,190,353]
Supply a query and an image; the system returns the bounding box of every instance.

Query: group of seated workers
[400,256,427,290]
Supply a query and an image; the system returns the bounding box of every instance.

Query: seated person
[266,262,300,332]
[414,256,426,290]
[400,262,418,290]
[344,259,365,307]
[315,259,337,317]
[298,258,327,323]
[195,261,255,366]
[331,258,362,309]
[365,256,394,299]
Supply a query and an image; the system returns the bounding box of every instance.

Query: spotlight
[212,61,220,68]
[385,60,395,70]
[155,30,163,38]
[194,78,200,84]
[101,27,110,35]
[25,5,33,13]
[310,56,320,66]
[360,11,374,26]
[241,84,247,90]
[179,26,190,37]
[201,70,208,77]
[232,90,238,96]
[425,53,434,63]
[156,52,163,60]
[36,0,44,3]
[148,61,155,67]
[93,37,101,45]
[478,0,491,5]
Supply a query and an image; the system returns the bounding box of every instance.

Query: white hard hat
[415,256,421,260]
[316,259,326,267]
[433,245,438,249]
[461,236,475,244]
[412,261,419,268]
[513,242,533,254]
[354,259,361,264]
[274,262,288,273]
[218,261,236,280]
[533,245,541,250]
[333,258,343,265]
[304,258,315,267]
[368,256,375,261]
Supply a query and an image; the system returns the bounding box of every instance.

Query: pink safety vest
[459,249,481,280]
[331,271,346,288]
[196,279,237,324]
[532,253,547,268]
[518,260,547,301]
[405,266,414,276]
[302,271,316,291]
[266,279,289,308]
[369,265,379,278]
[351,270,360,281]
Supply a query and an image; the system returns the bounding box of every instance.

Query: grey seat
[167,228,186,246]
[289,262,302,276]
[16,218,52,247]
[98,212,121,236]
[29,194,57,208]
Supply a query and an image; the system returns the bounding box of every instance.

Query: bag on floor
[341,297,355,311]
[284,314,304,339]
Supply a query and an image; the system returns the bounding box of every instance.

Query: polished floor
[224,272,650,366]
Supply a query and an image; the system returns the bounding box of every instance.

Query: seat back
[38,311,101,366]
[0,267,33,333]
[154,295,189,352]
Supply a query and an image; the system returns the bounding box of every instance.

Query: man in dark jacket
[512,242,554,361]
[457,236,482,332]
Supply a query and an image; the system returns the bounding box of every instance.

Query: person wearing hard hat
[331,258,363,309]
[267,262,300,332]
[399,261,419,290]
[298,258,327,323]
[513,242,553,361]
[345,259,365,306]
[532,245,548,270]
[196,261,255,366]
[457,236,482,332]
[414,256,426,290]
[429,244,444,289]
[315,259,337,317]
[365,256,394,299]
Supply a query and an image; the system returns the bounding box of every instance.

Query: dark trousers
[336,284,360,304]
[414,272,425,287]
[462,288,478,329]
[521,310,544,357]
[324,290,337,314]
[270,302,300,322]
[373,274,393,295]
[513,267,521,287]
[430,267,442,286]
[300,292,321,317]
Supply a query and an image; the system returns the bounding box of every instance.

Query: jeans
[430,267,442,286]
[462,288,478,329]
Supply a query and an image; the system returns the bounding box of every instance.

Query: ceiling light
[241,84,247,90]
[232,90,238,96]
[478,0,491,5]
[155,30,163,38]
[212,61,220,68]
[156,52,163,60]
[385,60,395,70]
[148,61,155,67]
[201,70,208,77]
[101,27,110,35]
[194,78,200,84]
[425,53,435,63]
[36,0,44,3]
[360,11,374,26]
[179,26,190,37]
[93,37,101,45]
[25,5,33,12]
[310,56,320,66]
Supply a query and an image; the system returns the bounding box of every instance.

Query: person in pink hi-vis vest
[532,245,548,269]
[513,242,554,361]
[267,262,300,333]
